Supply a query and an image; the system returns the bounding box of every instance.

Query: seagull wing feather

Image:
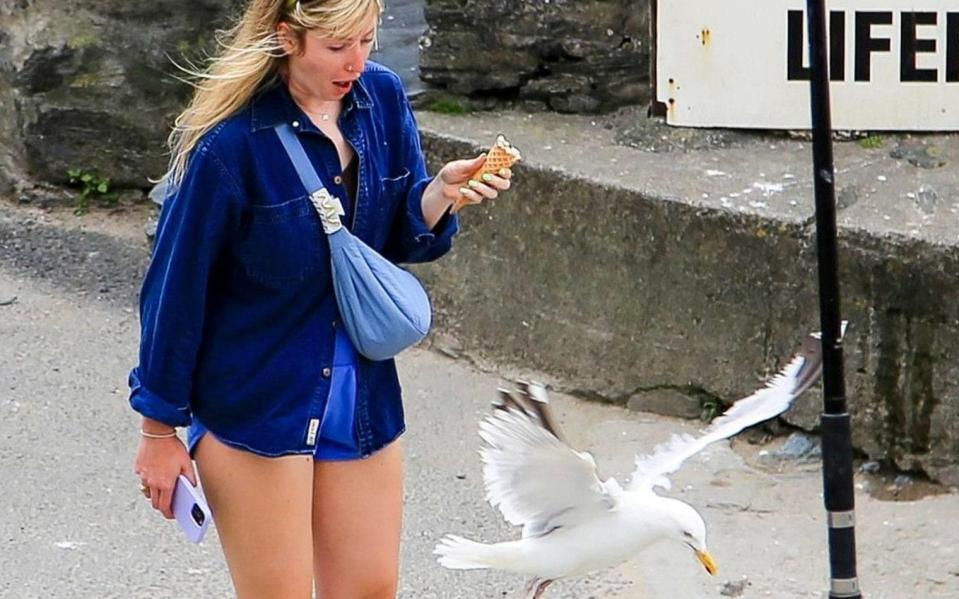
[628,331,825,491]
[480,389,615,535]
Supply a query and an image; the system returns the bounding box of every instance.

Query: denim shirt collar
[250,73,373,133]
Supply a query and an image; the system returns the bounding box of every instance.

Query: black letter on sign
[787,10,810,80]
[787,10,845,81]
[830,11,846,81]
[948,13,959,82]
[855,11,893,81]
[901,12,938,82]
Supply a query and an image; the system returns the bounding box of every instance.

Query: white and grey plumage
[435,331,829,598]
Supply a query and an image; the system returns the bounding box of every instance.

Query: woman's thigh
[312,440,404,599]
[194,434,315,599]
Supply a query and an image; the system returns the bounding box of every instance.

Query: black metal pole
[804,1,861,597]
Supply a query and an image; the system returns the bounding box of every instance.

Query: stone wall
[0,0,240,197]
[1,0,653,195]
[420,0,650,113]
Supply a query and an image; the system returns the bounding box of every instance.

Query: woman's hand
[421,154,513,228]
[134,418,196,519]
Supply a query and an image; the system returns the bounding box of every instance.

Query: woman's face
[280,17,377,101]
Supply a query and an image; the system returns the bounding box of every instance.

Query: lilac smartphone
[172,475,212,544]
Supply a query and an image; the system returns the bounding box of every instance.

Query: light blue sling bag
[275,123,432,361]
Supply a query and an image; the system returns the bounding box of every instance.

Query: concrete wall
[414,127,959,487]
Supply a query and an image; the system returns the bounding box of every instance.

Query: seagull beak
[696,550,718,575]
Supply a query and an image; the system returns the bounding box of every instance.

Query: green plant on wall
[857,135,884,149]
[700,395,723,423]
[66,168,117,214]
[426,96,467,115]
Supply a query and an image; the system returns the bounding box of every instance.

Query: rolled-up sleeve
[383,83,459,264]
[129,143,241,427]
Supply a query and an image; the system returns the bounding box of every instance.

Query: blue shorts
[187,327,363,461]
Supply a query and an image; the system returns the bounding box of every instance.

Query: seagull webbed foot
[524,578,554,599]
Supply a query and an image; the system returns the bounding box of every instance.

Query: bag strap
[274,123,345,234]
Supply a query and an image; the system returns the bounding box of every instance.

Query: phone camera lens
[191,504,205,526]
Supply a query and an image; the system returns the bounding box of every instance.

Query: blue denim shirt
[129,62,459,457]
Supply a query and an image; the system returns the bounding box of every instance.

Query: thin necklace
[282,70,339,122]
[315,104,339,122]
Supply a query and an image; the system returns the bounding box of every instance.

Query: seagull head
[661,499,718,576]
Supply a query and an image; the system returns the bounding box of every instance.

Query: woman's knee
[235,577,313,599]
[316,575,397,599]
[357,578,398,599]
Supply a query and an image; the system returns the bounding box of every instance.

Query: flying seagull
[435,330,830,598]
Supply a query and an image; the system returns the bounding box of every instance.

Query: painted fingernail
[467,179,481,188]
[481,173,493,182]
[459,187,470,195]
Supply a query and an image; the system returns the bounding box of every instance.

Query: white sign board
[656,1,959,130]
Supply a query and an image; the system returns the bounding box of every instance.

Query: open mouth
[333,80,353,93]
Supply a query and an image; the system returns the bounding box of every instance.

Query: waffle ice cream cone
[451,135,521,214]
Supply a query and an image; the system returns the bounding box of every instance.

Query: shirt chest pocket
[380,168,410,203]
[375,167,409,221]
[236,196,328,287]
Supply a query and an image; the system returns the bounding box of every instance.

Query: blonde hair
[166,0,383,187]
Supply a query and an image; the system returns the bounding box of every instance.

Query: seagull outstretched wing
[481,382,618,538]
[627,328,834,491]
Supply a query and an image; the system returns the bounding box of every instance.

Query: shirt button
[292,120,300,128]
[321,367,332,378]
[333,175,343,185]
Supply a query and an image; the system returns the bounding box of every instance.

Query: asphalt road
[1,203,957,598]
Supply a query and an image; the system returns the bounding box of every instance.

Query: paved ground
[1,202,958,598]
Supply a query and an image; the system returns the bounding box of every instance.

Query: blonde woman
[129,0,512,596]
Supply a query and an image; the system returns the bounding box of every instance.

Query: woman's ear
[276,21,297,55]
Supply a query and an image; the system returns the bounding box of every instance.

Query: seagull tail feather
[434,535,520,571]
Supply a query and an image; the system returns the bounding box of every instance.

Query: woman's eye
[361,38,374,45]
[328,44,346,51]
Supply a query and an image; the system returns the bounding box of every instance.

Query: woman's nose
[345,47,366,74]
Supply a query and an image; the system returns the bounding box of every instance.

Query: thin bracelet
[140,429,177,439]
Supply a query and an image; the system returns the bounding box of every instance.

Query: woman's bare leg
[194,434,315,599]
[312,440,404,599]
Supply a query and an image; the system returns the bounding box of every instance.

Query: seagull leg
[531,579,554,599]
